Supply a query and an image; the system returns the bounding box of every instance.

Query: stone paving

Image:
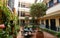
[17,27,57,38]
[17,27,24,38]
[43,32,57,38]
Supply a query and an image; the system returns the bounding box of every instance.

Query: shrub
[0,6,19,38]
[56,32,60,38]
[40,28,57,35]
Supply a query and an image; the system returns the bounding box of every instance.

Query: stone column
[40,20,41,24]
[56,18,59,31]
[44,20,46,25]
[56,18,59,27]
[49,19,51,29]
[44,20,46,28]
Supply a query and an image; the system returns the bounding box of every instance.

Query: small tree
[30,3,47,28]
[25,16,29,26]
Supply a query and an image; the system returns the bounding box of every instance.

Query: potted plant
[36,31,44,38]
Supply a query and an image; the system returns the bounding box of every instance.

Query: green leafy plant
[56,32,60,38]
[40,28,60,38]
[32,25,36,30]
[30,3,47,17]
[30,3,47,28]
[40,28,57,35]
[0,1,19,38]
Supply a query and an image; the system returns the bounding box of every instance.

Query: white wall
[19,7,30,12]
[46,3,60,14]
[37,0,43,3]
[14,0,19,13]
[20,0,35,4]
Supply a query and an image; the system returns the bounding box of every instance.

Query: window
[18,2,20,7]
[21,12,23,16]
[54,0,57,3]
[21,4,25,7]
[46,3,49,7]
[49,0,54,7]
[57,0,60,3]
[21,20,25,25]
[21,12,25,17]
[18,11,19,16]
[8,0,14,10]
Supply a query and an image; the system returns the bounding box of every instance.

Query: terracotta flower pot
[13,35,17,38]
[36,31,44,38]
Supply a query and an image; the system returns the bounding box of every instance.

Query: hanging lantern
[0,24,5,29]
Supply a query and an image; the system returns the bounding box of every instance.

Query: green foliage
[32,25,36,29]
[0,0,20,38]
[0,1,2,5]
[0,6,13,23]
[30,3,47,17]
[56,32,60,38]
[0,5,19,38]
[25,16,29,21]
[40,28,57,35]
[40,28,60,38]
